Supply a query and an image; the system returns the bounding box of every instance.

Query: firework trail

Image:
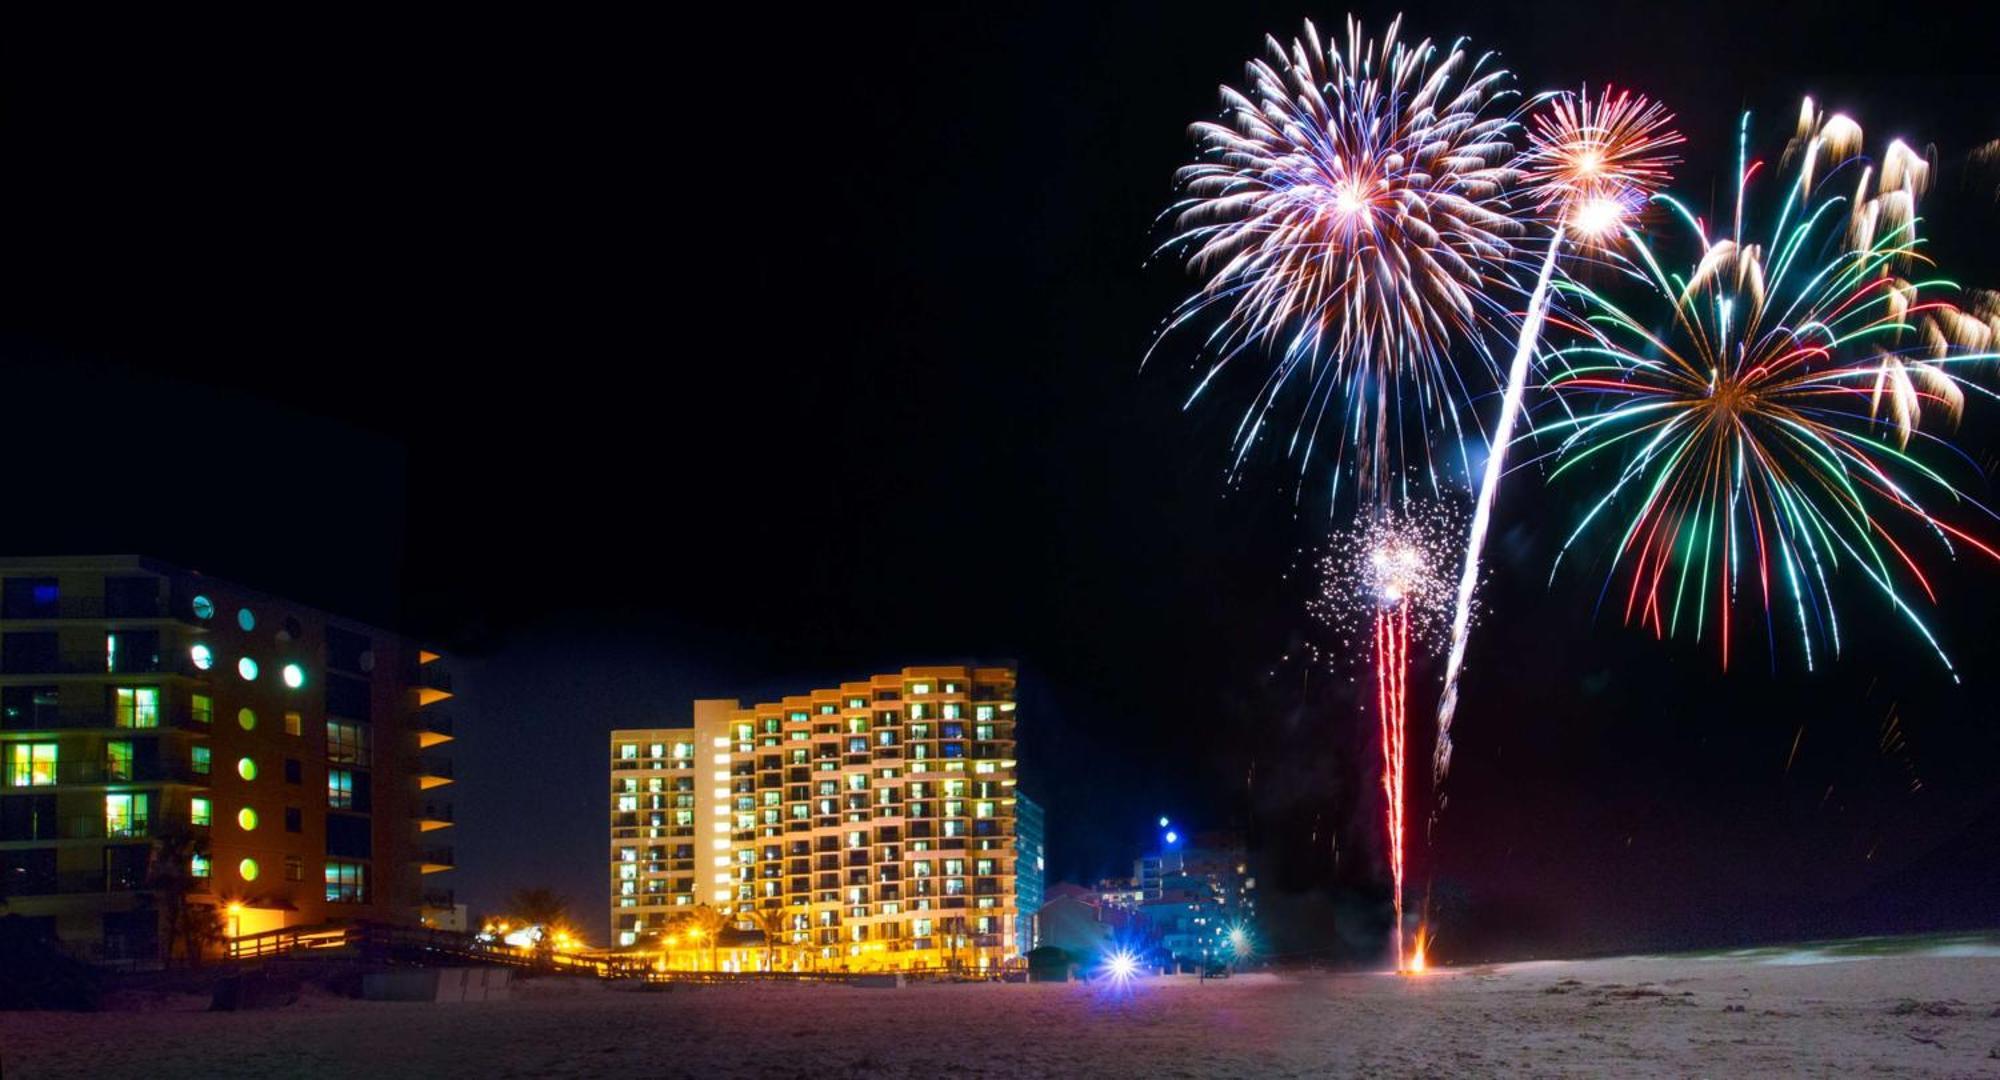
[1538,102,2000,673]
[1156,15,1525,503]
[1434,88,1682,782]
[1311,510,1459,969]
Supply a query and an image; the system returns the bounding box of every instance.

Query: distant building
[1014,792,1045,951]
[1133,829,1253,967]
[1093,876,1145,910]
[1036,892,1113,957]
[1135,854,1166,900]
[0,555,454,960]
[609,664,1026,972]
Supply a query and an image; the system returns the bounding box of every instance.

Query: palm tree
[745,904,793,973]
[146,826,222,966]
[507,887,571,930]
[941,914,970,974]
[504,887,577,963]
[681,903,727,972]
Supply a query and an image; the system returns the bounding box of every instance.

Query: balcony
[0,596,175,621]
[415,756,454,791]
[421,888,456,909]
[419,846,455,874]
[0,654,205,678]
[416,801,455,832]
[2,760,207,789]
[415,663,453,707]
[416,710,454,749]
[1,871,110,896]
[0,705,209,734]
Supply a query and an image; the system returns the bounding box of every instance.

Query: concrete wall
[360,966,512,1002]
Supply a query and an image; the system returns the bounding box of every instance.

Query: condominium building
[0,556,455,960]
[609,664,1035,972]
[1137,830,1254,966]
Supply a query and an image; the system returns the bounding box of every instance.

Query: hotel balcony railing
[610,757,685,771]
[422,888,457,909]
[0,596,173,620]
[418,665,453,695]
[415,756,453,780]
[417,711,454,736]
[3,760,206,788]
[2,871,108,896]
[0,706,208,733]
[420,846,455,868]
[0,654,204,677]
[55,811,198,840]
[417,801,455,825]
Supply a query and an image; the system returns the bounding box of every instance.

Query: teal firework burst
[1539,105,2000,676]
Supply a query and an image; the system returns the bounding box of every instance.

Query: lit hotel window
[238,708,257,731]
[115,687,159,728]
[190,643,214,670]
[238,657,259,681]
[237,607,256,631]
[282,663,306,689]
[326,860,365,903]
[192,694,213,724]
[191,797,211,826]
[328,769,354,809]
[237,757,257,781]
[191,595,215,620]
[239,858,260,882]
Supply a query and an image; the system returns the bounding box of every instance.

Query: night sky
[2,3,1996,960]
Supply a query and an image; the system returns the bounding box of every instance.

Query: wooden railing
[220,921,613,976]
[216,922,1018,984]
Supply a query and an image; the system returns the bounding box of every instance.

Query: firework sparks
[1311,509,1461,970]
[1539,104,2000,675]
[1157,15,1526,501]
[1435,87,1682,782]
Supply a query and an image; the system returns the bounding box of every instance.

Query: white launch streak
[1435,230,1564,781]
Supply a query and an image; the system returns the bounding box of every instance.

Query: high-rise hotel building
[609,664,1036,972]
[0,556,455,959]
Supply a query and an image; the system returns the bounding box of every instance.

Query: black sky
[2,3,1997,958]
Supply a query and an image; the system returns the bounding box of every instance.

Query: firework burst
[1540,105,2000,675]
[1311,510,1462,645]
[1158,15,1526,500]
[1310,506,1464,970]
[1522,87,1685,229]
[1435,87,1681,781]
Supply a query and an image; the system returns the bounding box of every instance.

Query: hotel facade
[0,555,455,959]
[609,664,1037,972]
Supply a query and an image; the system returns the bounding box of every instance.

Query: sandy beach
[4,942,1998,1077]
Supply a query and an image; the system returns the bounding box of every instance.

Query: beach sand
[4,944,1998,1077]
